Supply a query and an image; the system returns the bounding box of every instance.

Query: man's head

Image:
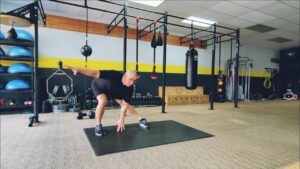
[122,70,141,87]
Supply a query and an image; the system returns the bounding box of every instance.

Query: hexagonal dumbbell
[77,111,95,120]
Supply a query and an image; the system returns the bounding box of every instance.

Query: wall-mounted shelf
[0,56,33,61]
[0,39,33,47]
[0,89,32,93]
[0,72,32,76]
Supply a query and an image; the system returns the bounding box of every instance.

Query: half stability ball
[7,46,32,57]
[5,79,30,90]
[15,30,34,42]
[7,63,32,73]
[185,45,198,90]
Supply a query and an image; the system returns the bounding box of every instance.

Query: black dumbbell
[77,111,95,120]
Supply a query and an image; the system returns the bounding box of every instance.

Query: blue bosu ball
[5,79,30,90]
[8,63,32,73]
[16,30,34,42]
[7,46,33,57]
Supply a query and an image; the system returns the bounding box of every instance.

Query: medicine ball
[8,63,32,73]
[0,31,4,40]
[7,46,33,57]
[81,44,92,57]
[0,64,5,73]
[0,47,5,56]
[15,30,34,42]
[5,79,30,90]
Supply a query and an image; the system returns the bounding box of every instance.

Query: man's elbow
[93,71,100,78]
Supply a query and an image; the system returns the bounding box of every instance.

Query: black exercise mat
[84,120,213,156]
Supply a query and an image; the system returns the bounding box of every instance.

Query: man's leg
[94,94,107,136]
[91,78,110,136]
[96,94,108,125]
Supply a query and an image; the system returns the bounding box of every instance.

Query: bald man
[66,66,150,136]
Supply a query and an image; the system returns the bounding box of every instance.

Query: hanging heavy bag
[151,21,157,48]
[185,45,198,90]
[151,32,157,48]
[156,31,163,46]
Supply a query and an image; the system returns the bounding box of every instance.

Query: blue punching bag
[185,45,198,90]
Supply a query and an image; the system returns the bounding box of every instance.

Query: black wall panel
[279,47,300,95]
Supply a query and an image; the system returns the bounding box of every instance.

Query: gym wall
[0,14,279,105]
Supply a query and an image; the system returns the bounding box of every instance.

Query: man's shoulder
[103,70,122,74]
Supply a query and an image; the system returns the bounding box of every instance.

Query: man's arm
[115,99,142,121]
[65,65,100,78]
[117,100,130,132]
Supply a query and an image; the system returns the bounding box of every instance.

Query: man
[65,65,150,136]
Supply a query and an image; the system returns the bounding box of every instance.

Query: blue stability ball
[7,46,33,57]
[8,63,32,73]
[0,64,5,73]
[16,30,34,42]
[0,32,4,40]
[0,48,5,56]
[5,79,30,90]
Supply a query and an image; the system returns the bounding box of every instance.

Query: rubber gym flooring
[1,100,299,169]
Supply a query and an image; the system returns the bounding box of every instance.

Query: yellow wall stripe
[1,56,267,77]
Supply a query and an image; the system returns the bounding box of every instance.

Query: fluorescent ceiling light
[182,16,217,28]
[129,0,164,7]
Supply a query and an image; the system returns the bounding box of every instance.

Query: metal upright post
[162,12,168,113]
[123,2,127,72]
[34,0,39,117]
[234,29,240,108]
[210,24,216,110]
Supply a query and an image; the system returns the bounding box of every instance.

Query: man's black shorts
[91,78,111,98]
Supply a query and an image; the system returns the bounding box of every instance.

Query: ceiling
[1,0,299,50]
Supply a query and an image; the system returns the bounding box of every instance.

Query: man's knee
[97,94,107,107]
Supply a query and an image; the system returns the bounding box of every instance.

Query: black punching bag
[185,45,198,89]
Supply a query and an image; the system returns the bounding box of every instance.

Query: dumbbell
[77,111,95,120]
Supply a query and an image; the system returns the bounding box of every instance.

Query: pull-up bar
[168,14,236,31]
[49,0,161,23]
[139,24,164,38]
[107,8,125,33]
[138,15,164,32]
[99,0,165,16]
[203,31,236,42]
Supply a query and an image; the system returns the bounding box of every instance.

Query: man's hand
[64,65,79,75]
[117,119,125,132]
